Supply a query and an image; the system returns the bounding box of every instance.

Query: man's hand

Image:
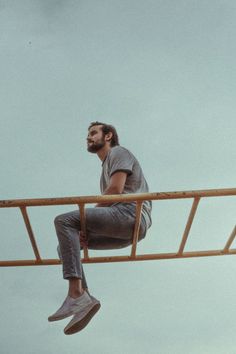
[79,231,88,248]
[96,171,128,207]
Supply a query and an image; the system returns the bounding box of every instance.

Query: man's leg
[55,204,145,278]
[85,204,147,250]
[54,211,82,280]
[49,205,146,333]
[57,244,88,292]
[62,205,142,335]
[48,210,100,331]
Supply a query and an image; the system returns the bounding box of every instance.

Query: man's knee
[54,213,68,227]
[54,211,80,230]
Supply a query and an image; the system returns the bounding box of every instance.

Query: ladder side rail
[0,259,61,267]
[1,188,236,208]
[81,248,236,263]
[1,247,236,267]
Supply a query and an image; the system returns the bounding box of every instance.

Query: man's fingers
[80,231,86,240]
[79,231,88,247]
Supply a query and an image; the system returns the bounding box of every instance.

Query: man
[48,122,152,335]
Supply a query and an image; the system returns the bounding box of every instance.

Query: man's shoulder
[110,145,134,157]
[106,146,137,171]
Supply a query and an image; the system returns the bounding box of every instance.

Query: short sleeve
[108,147,134,177]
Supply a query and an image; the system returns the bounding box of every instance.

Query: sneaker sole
[64,302,101,335]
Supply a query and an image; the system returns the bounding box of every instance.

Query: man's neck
[97,144,112,162]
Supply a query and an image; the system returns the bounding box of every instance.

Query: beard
[87,138,106,153]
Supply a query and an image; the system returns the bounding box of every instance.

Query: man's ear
[105,132,113,142]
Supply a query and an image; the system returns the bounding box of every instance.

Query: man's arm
[96,171,127,207]
[80,171,128,246]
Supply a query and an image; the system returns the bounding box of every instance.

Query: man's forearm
[95,186,122,207]
[96,171,127,207]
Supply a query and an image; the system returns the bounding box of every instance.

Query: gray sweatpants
[54,203,148,289]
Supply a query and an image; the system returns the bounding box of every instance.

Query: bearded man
[48,122,152,335]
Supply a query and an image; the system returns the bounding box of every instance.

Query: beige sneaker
[64,296,101,335]
[48,292,93,322]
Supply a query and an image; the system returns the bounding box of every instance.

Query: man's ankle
[68,289,84,299]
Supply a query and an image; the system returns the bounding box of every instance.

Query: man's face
[87,125,106,153]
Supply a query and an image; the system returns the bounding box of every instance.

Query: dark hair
[88,121,119,147]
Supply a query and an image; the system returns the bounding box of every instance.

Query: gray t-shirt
[100,146,152,228]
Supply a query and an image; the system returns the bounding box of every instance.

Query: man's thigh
[55,205,146,249]
[86,206,136,240]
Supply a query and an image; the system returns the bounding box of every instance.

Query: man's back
[100,145,152,228]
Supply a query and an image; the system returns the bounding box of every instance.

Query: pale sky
[1,1,236,353]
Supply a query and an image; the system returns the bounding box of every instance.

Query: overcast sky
[1,1,236,353]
